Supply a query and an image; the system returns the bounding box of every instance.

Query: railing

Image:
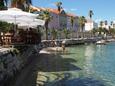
[0,32,41,46]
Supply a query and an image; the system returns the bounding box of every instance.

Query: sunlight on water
[39,43,115,86]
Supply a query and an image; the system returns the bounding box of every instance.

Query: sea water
[45,42,115,86]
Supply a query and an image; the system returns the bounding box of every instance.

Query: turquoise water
[44,42,115,86]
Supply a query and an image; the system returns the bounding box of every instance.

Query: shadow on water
[7,53,81,86]
[35,53,81,72]
[49,51,77,55]
[48,76,106,86]
[57,52,77,55]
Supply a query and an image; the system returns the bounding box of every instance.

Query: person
[61,43,65,52]
[54,41,57,47]
[62,39,66,52]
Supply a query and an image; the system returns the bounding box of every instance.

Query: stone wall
[0,48,20,83]
[0,45,41,85]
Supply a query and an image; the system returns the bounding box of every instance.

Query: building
[110,21,115,28]
[98,21,110,30]
[30,6,79,31]
[48,8,67,30]
[66,13,79,31]
[30,6,67,30]
[85,18,98,31]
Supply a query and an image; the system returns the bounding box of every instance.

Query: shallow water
[43,42,115,86]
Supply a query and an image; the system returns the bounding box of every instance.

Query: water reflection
[84,45,95,76]
[38,43,115,86]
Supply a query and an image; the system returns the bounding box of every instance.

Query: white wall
[85,22,98,31]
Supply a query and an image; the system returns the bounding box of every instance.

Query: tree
[70,16,74,38]
[0,0,8,10]
[88,10,94,19]
[91,28,98,36]
[100,21,103,28]
[110,21,113,28]
[0,21,12,32]
[104,20,108,26]
[98,21,105,36]
[111,21,113,26]
[38,10,52,40]
[98,27,103,35]
[97,27,108,38]
[51,28,57,40]
[109,28,115,38]
[63,28,70,39]
[70,16,74,29]
[11,0,32,11]
[55,1,62,12]
[103,20,109,38]
[79,16,86,32]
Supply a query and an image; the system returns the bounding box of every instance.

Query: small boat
[106,39,115,42]
[96,40,107,45]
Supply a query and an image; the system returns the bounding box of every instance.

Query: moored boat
[96,40,107,45]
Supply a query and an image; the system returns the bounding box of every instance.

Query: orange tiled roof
[30,6,63,14]
[30,5,46,11]
[47,8,60,14]
[48,9,77,17]
[30,5,77,17]
[66,13,76,17]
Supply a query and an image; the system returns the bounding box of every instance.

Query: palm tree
[0,0,8,10]
[63,28,70,39]
[104,20,108,29]
[104,20,108,26]
[88,10,94,37]
[51,28,57,40]
[0,0,4,10]
[78,16,86,38]
[38,10,52,40]
[55,1,62,12]
[70,16,74,29]
[70,16,74,38]
[110,21,113,28]
[100,21,103,28]
[79,16,86,31]
[88,10,94,19]
[109,28,115,38]
[111,21,113,25]
[104,20,108,37]
[91,28,98,36]
[98,21,103,36]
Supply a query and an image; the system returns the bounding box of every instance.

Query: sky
[32,0,115,23]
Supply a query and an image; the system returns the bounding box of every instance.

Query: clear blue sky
[32,0,115,23]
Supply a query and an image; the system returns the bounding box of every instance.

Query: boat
[106,39,115,42]
[96,40,107,45]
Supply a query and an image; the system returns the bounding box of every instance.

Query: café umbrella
[0,8,45,27]
[18,19,45,28]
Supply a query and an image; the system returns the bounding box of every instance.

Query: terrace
[0,28,41,46]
